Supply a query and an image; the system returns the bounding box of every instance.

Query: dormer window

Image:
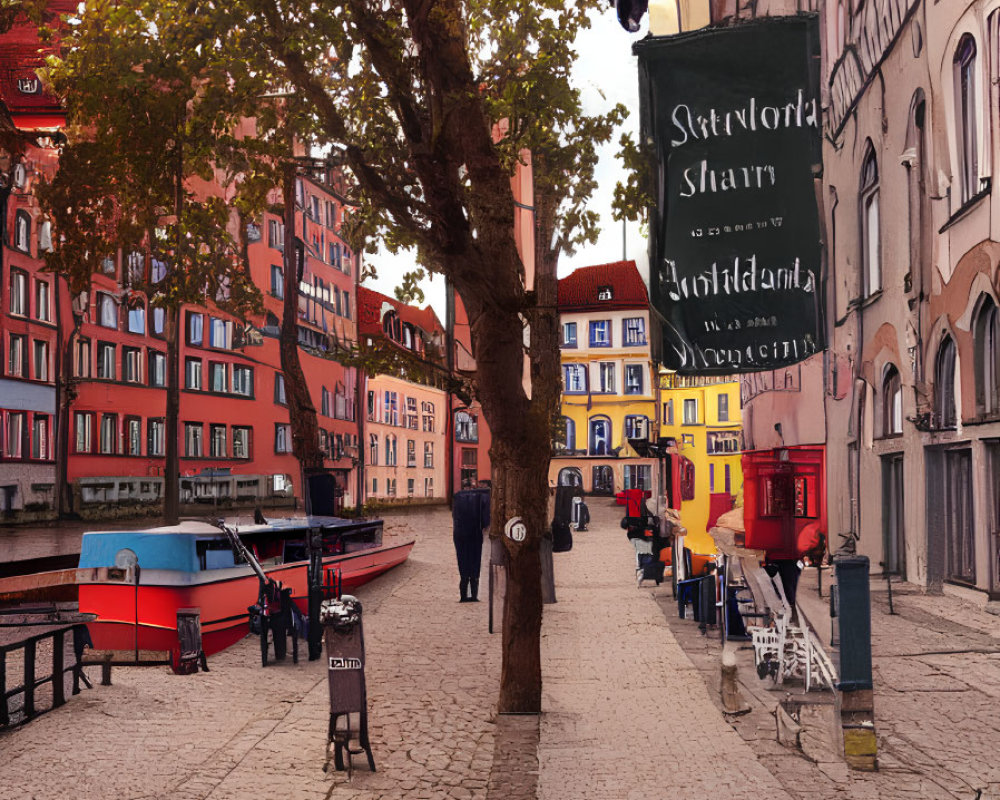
[597,286,613,301]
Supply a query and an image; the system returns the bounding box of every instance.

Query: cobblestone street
[3,502,1000,799]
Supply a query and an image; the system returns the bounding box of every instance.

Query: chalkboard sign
[635,17,823,374]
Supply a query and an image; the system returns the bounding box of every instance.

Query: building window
[30,414,49,460]
[96,342,116,380]
[385,434,397,466]
[210,424,227,458]
[624,364,644,395]
[597,286,613,301]
[664,399,674,426]
[372,477,378,495]
[209,318,231,349]
[882,366,903,437]
[122,346,141,383]
[624,415,648,440]
[562,322,577,348]
[589,417,611,456]
[151,307,166,336]
[187,311,204,345]
[274,373,287,404]
[321,387,331,416]
[8,334,25,377]
[559,416,576,451]
[186,358,203,390]
[274,423,291,453]
[405,396,418,429]
[125,417,142,456]
[127,304,145,334]
[461,447,478,488]
[974,297,1000,416]
[421,401,435,432]
[5,411,24,458]
[151,257,167,283]
[860,144,881,297]
[97,292,118,329]
[148,418,165,457]
[707,431,742,454]
[232,366,253,397]
[718,393,730,422]
[32,340,49,381]
[623,317,646,346]
[369,433,379,465]
[623,464,651,491]
[455,410,478,442]
[562,363,587,393]
[147,351,165,387]
[424,441,433,468]
[406,439,416,467]
[74,339,91,378]
[935,336,957,429]
[14,210,30,253]
[98,413,117,455]
[35,280,50,322]
[233,426,251,459]
[74,412,93,454]
[955,35,979,204]
[268,218,284,251]
[270,265,284,298]
[383,391,399,426]
[9,269,27,316]
[598,362,616,394]
[407,478,415,497]
[425,477,434,498]
[387,478,397,497]
[209,362,228,393]
[589,320,611,347]
[185,422,204,457]
[367,390,376,422]
[683,398,698,425]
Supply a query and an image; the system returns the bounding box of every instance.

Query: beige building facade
[822,0,1000,598]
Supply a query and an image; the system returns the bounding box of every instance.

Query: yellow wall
[659,376,743,554]
[549,309,658,495]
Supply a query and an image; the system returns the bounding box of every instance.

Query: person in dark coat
[452,488,490,602]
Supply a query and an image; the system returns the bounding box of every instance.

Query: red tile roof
[357,285,445,339]
[557,260,648,310]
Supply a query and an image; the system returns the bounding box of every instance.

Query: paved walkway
[1,500,791,799]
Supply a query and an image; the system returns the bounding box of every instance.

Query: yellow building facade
[548,261,658,498]
[659,374,743,554]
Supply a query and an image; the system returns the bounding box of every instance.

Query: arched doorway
[558,467,583,488]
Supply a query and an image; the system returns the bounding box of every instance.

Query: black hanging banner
[635,17,824,374]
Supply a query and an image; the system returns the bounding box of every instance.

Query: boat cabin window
[197,539,238,570]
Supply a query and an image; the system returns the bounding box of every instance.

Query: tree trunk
[460,288,555,713]
[54,299,82,518]
[163,303,180,525]
[280,163,324,511]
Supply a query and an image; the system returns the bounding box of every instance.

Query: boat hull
[79,540,414,658]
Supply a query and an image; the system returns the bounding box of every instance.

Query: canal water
[0,516,167,563]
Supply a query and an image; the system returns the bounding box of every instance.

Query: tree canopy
[45,0,626,712]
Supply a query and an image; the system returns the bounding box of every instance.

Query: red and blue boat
[76,515,413,659]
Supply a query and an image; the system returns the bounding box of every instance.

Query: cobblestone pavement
[10,500,997,800]
[1,508,501,800]
[537,501,793,800]
[662,559,1000,800]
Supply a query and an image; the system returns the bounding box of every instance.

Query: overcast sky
[363,7,650,321]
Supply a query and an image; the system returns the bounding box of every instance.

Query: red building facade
[64,169,361,515]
